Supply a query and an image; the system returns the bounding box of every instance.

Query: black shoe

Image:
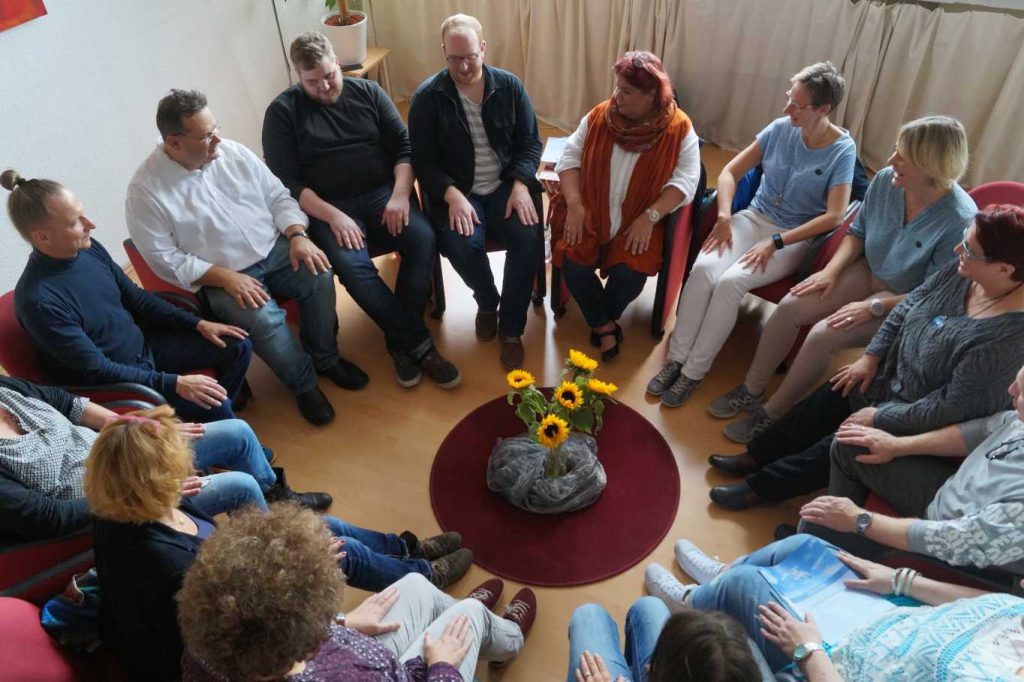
[595,323,622,361]
[774,523,798,541]
[295,386,335,426]
[590,324,623,348]
[401,530,463,560]
[419,348,460,389]
[232,379,253,411]
[475,310,498,341]
[429,548,474,588]
[264,467,333,512]
[707,453,760,477]
[390,350,423,388]
[318,358,369,390]
[709,482,767,511]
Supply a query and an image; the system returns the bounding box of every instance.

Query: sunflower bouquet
[506,349,618,478]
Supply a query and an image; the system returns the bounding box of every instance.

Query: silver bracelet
[890,568,903,596]
[895,567,909,596]
[902,570,919,598]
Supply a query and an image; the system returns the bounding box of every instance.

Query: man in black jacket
[409,13,544,370]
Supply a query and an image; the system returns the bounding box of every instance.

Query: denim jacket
[408,64,542,211]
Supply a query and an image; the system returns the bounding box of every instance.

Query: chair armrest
[66,383,166,407]
[155,291,202,315]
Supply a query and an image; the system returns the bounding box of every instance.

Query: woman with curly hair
[87,407,474,681]
[179,505,538,681]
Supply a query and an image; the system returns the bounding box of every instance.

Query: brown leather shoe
[429,548,474,588]
[500,336,524,371]
[475,310,498,341]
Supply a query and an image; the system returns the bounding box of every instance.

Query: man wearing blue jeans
[127,89,368,426]
[409,13,544,370]
[567,597,670,681]
[262,32,460,389]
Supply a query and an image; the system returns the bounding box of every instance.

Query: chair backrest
[968,181,1024,209]
[0,291,46,383]
[122,238,195,296]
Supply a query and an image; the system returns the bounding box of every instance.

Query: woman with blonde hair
[711,115,976,445]
[88,408,474,681]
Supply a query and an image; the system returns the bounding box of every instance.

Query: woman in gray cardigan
[708,203,1024,509]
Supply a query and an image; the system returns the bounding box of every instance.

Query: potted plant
[321,0,366,67]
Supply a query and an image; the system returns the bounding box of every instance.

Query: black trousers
[745,381,855,501]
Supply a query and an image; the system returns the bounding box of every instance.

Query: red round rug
[429,394,680,586]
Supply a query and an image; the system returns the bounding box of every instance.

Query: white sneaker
[644,563,696,613]
[674,539,727,585]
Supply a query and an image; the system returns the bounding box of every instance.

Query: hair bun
[0,169,24,191]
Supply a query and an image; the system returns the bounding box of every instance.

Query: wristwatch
[855,510,874,536]
[772,233,785,250]
[869,298,886,318]
[288,230,309,241]
[793,641,825,663]
[645,207,662,222]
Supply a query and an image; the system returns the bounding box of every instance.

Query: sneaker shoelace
[469,587,495,601]
[655,361,681,382]
[505,599,530,622]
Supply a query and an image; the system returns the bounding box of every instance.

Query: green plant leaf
[571,409,594,433]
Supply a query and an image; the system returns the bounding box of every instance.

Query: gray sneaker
[673,539,727,585]
[660,374,701,408]
[419,348,461,389]
[647,360,682,396]
[723,405,776,444]
[708,384,763,419]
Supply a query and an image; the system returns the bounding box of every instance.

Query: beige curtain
[371,0,1024,185]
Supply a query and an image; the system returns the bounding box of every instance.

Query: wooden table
[342,46,392,97]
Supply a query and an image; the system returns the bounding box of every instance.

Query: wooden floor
[236,109,834,680]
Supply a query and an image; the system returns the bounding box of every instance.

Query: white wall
[0,0,342,292]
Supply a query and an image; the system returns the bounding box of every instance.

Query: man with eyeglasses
[408,13,544,371]
[262,31,460,390]
[126,89,368,426]
[795,361,1024,588]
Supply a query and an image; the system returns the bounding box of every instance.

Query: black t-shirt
[262,78,411,201]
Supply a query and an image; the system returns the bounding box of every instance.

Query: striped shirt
[458,89,503,196]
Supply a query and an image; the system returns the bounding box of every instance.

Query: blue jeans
[308,185,434,358]
[203,236,339,395]
[690,534,837,672]
[567,597,670,682]
[321,517,430,593]
[190,418,277,491]
[190,471,269,516]
[561,258,648,329]
[436,180,542,337]
[146,330,253,423]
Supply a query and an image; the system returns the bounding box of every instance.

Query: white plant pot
[321,10,367,68]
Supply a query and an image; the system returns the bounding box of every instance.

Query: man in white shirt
[126,89,367,426]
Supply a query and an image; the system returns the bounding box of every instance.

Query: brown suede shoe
[429,548,474,588]
[500,336,524,371]
[475,310,498,341]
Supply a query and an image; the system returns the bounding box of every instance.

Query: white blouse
[554,114,701,238]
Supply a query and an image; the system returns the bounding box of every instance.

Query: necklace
[967,281,1024,318]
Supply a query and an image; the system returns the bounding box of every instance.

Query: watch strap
[288,230,309,240]
[772,233,785,250]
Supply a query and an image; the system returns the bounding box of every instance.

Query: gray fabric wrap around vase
[486,432,607,514]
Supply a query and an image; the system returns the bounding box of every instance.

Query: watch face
[794,643,809,661]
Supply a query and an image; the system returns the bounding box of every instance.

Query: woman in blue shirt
[714,116,975,444]
[648,62,856,408]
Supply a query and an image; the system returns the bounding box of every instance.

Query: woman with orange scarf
[551,51,701,360]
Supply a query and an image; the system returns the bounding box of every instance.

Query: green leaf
[571,409,594,433]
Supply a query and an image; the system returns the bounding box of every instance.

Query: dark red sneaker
[502,587,536,637]
[466,578,504,611]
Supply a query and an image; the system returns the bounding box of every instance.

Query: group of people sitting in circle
[2,8,1023,681]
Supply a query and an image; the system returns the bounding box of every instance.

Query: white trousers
[375,573,524,680]
[667,209,809,380]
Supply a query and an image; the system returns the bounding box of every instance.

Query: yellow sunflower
[506,369,535,390]
[568,349,598,373]
[587,378,619,396]
[555,381,584,410]
[537,414,569,449]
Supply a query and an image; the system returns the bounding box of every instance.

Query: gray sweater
[907,411,1024,572]
[866,261,1024,434]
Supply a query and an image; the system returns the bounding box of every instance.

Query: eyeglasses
[445,53,481,67]
[784,90,816,110]
[959,227,996,262]
[178,123,221,145]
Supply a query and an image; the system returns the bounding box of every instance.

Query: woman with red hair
[551,51,702,360]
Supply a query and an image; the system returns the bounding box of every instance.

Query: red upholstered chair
[550,162,709,338]
[0,529,94,606]
[0,597,81,681]
[968,180,1024,208]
